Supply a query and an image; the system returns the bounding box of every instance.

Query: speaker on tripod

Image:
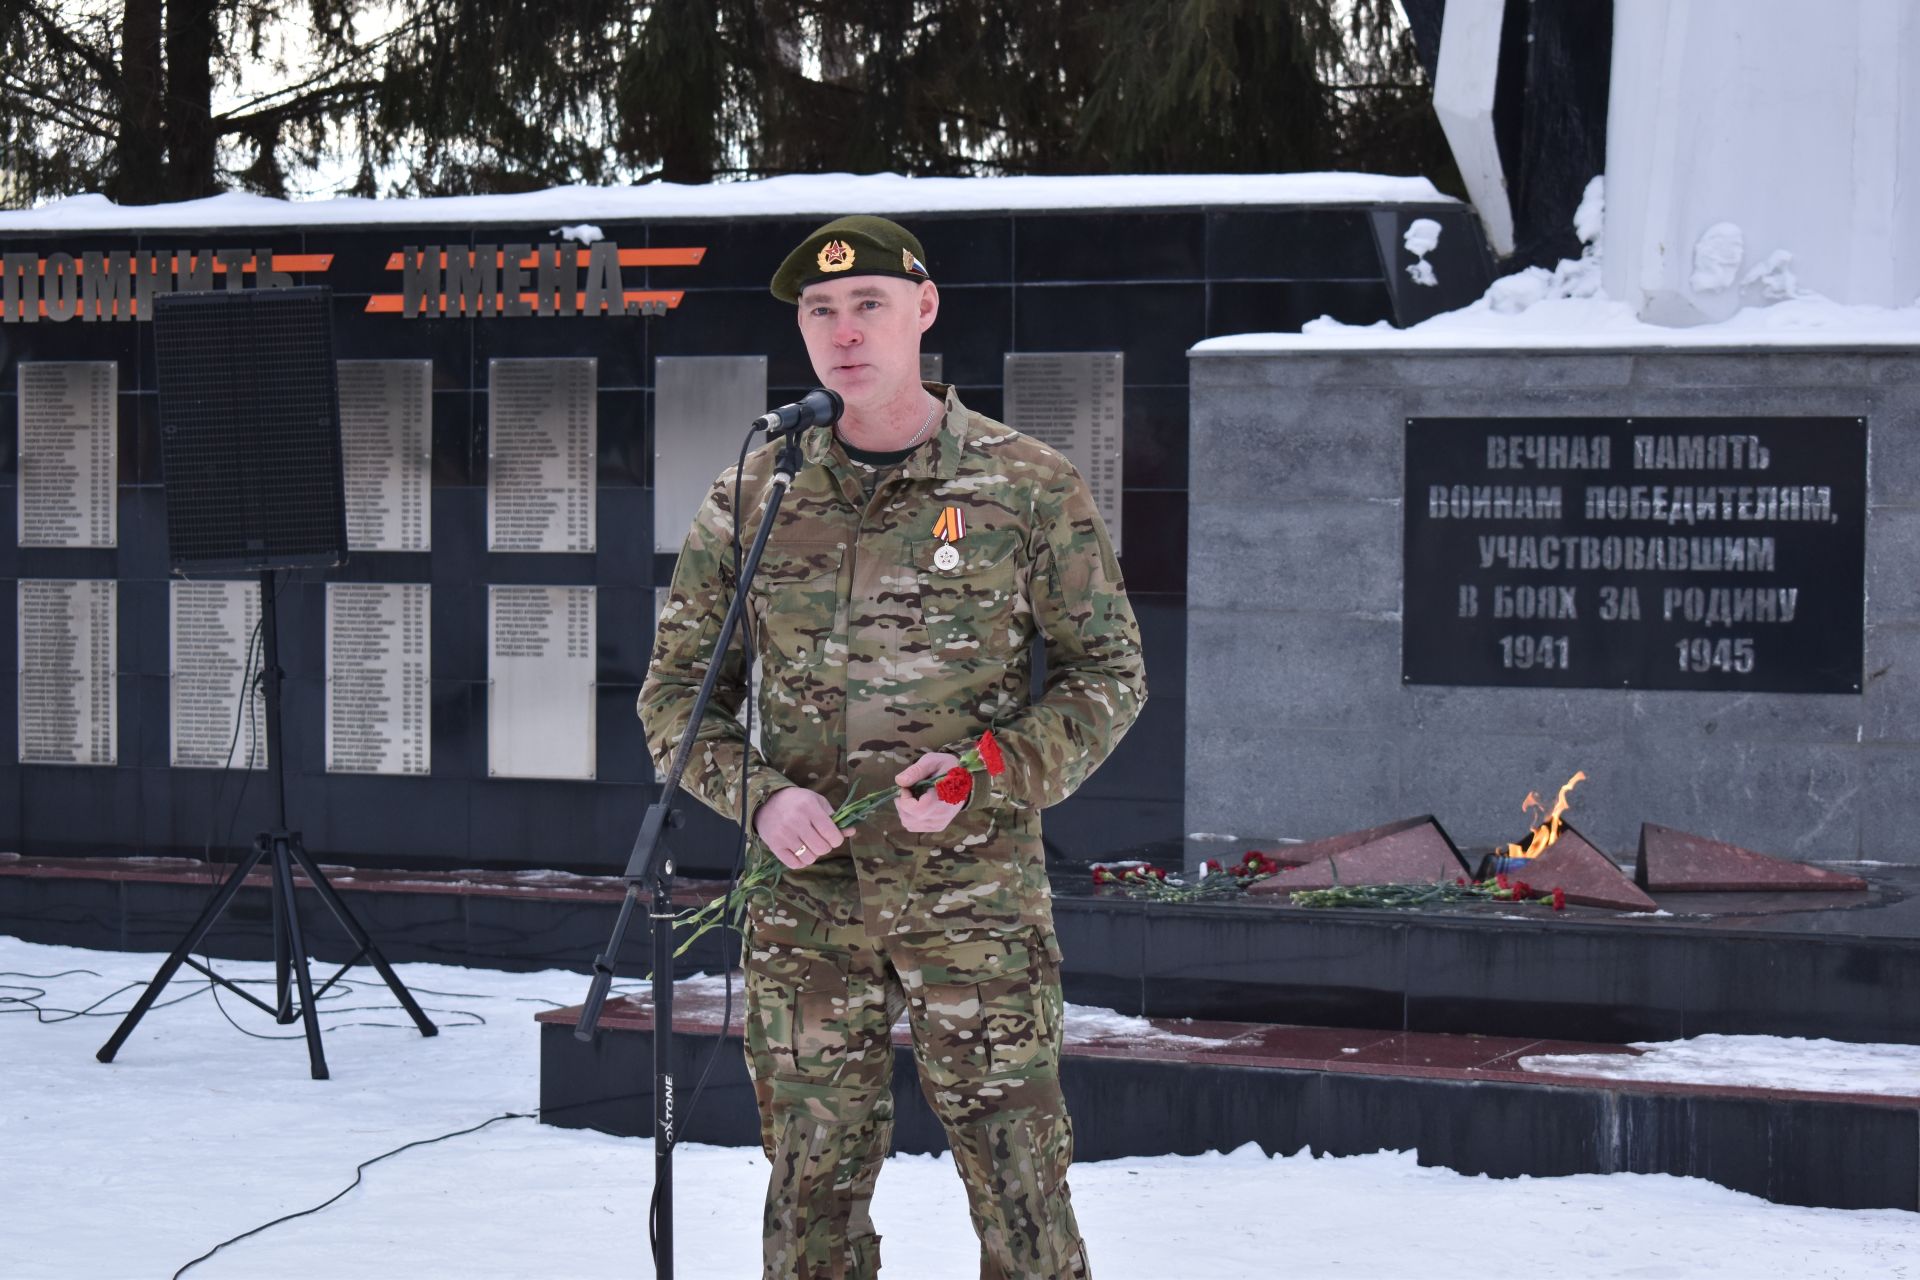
[98,285,435,1079]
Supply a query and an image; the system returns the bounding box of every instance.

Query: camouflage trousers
[742,895,1090,1280]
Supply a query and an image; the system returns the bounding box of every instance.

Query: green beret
[770,215,932,303]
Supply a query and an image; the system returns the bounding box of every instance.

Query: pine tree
[0,0,1456,207]
[0,0,377,203]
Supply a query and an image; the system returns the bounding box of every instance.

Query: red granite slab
[1479,1038,1643,1074]
[0,852,728,907]
[1248,816,1472,895]
[1636,823,1868,893]
[1335,1031,1546,1071]
[1148,1023,1396,1066]
[538,998,1920,1109]
[1487,824,1659,913]
[1257,816,1437,871]
[1244,817,1466,898]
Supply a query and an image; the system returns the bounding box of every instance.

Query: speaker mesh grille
[153,286,346,572]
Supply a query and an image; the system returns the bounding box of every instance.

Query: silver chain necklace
[842,395,940,454]
[898,396,941,448]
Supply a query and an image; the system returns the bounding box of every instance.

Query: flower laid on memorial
[1092,849,1283,901]
[1092,860,1168,886]
[1225,850,1283,880]
[829,730,1005,829]
[1289,874,1567,911]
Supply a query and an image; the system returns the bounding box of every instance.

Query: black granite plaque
[1403,417,1866,693]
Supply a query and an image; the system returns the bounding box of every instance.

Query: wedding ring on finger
[793,841,811,860]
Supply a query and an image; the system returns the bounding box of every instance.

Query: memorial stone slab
[338,360,432,552]
[17,362,116,549]
[325,582,431,775]
[1635,822,1868,892]
[487,358,596,553]
[169,580,266,770]
[1485,825,1659,913]
[1403,416,1867,693]
[652,356,768,555]
[1249,816,1472,895]
[17,579,116,766]
[1004,352,1124,556]
[487,584,596,780]
[1262,816,1437,870]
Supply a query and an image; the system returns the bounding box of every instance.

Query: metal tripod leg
[270,834,293,1020]
[268,833,331,1080]
[286,839,437,1039]
[96,842,270,1064]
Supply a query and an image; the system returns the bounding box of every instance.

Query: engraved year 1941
[1499,634,1571,670]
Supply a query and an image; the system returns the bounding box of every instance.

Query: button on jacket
[638,383,1147,940]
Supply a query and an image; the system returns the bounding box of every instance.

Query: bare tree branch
[213,19,415,122]
[7,81,119,131]
[218,78,380,134]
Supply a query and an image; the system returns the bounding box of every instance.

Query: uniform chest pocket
[747,544,843,669]
[909,528,1025,660]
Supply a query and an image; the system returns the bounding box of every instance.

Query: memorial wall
[0,193,1488,872]
[1189,345,1919,864]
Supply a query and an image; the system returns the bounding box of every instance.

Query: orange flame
[1503,771,1587,859]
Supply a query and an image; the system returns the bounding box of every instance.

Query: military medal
[932,505,966,571]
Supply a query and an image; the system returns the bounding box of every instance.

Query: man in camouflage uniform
[638,215,1145,1280]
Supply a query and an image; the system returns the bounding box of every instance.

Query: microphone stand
[574,423,809,1280]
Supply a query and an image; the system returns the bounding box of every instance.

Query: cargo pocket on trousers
[744,942,852,1081]
[913,936,1046,1086]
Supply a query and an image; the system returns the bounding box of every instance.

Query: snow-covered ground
[4,935,1916,1279]
[1521,1034,1920,1098]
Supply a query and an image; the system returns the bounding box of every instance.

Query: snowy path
[3,936,1915,1279]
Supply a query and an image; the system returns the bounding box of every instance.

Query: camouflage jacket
[637,384,1146,939]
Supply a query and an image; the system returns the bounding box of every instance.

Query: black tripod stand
[98,570,437,1079]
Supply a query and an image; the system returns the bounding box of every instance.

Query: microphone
[755,388,843,436]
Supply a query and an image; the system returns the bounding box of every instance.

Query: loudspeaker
[152,285,347,573]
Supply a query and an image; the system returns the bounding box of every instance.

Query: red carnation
[935,766,973,805]
[1513,880,1533,900]
[1495,873,1511,890]
[977,730,1006,777]
[1552,886,1566,911]
[1456,876,1467,887]
[1093,867,1110,885]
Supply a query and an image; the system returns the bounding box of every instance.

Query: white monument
[1435,0,1920,322]
[1607,0,1920,322]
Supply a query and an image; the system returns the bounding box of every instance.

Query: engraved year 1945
[1676,637,1755,675]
